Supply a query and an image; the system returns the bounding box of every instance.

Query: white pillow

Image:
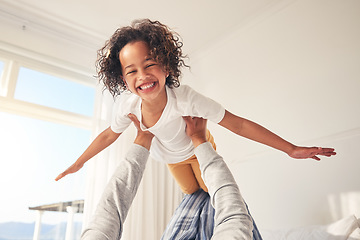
[326,215,359,239]
[347,218,360,240]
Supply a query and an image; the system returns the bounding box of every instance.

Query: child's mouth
[138,82,156,90]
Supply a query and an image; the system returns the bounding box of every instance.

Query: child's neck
[140,90,167,128]
[142,99,166,114]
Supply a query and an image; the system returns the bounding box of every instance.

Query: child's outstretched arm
[55,127,121,181]
[218,110,336,160]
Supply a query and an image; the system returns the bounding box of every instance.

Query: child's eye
[146,64,156,68]
[126,70,136,75]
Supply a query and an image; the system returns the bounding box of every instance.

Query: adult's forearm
[81,144,149,240]
[194,142,253,240]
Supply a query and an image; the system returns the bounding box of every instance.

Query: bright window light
[14,67,95,116]
[0,111,90,225]
[0,61,4,87]
[0,56,94,239]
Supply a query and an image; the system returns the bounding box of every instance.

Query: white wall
[183,0,360,230]
[0,4,100,75]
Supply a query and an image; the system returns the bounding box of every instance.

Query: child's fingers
[55,173,65,181]
[308,147,336,161]
[317,147,336,157]
[323,148,336,155]
[292,146,335,160]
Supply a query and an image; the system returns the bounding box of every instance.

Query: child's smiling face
[119,41,168,103]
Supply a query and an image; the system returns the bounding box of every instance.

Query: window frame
[0,47,96,130]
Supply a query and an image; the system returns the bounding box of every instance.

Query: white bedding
[261,215,360,240]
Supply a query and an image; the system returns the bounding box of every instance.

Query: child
[55,19,336,196]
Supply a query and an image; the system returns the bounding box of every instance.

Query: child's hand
[288,146,336,161]
[55,162,84,181]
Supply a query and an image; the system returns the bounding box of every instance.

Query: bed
[261,214,360,240]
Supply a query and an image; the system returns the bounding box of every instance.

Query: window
[0,51,95,239]
[0,111,89,223]
[0,60,4,77]
[15,67,95,116]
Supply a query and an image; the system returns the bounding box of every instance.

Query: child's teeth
[141,83,154,90]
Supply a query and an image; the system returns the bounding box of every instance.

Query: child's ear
[121,75,128,87]
[120,75,125,82]
[121,76,131,92]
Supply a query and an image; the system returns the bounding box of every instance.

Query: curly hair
[96,19,189,97]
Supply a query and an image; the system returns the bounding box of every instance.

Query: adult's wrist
[133,134,154,150]
[191,136,207,148]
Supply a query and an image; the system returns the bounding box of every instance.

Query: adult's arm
[81,115,153,239]
[81,144,149,240]
[195,142,253,239]
[183,116,253,240]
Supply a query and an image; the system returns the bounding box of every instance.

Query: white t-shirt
[111,85,225,164]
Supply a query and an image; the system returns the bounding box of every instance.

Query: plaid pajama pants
[161,189,262,240]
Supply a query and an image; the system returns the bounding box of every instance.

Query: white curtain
[82,85,183,239]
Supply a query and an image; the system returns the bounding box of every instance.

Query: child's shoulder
[114,91,140,112]
[170,84,206,108]
[171,84,195,96]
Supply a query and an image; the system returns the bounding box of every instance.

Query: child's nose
[138,69,148,81]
